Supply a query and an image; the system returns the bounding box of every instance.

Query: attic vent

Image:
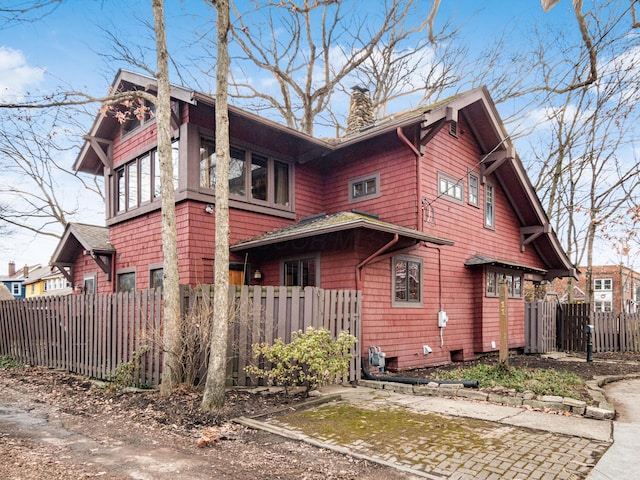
[448,121,458,138]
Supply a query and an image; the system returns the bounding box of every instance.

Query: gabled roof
[231,211,453,252]
[51,223,113,265]
[74,70,575,278]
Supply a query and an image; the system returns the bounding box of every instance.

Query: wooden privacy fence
[524,301,640,354]
[0,285,361,387]
[524,301,557,354]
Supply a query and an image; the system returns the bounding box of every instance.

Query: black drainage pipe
[361,358,479,389]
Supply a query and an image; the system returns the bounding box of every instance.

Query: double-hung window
[468,172,479,206]
[485,184,495,229]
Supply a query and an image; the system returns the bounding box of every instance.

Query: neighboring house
[554,265,640,314]
[51,69,576,370]
[0,262,40,299]
[23,265,73,297]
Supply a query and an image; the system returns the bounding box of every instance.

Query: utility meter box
[438,310,448,328]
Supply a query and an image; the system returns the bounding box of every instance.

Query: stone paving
[241,386,612,479]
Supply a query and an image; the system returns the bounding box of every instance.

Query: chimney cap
[351,85,369,94]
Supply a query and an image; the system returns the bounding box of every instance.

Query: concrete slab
[588,423,640,480]
[503,410,612,442]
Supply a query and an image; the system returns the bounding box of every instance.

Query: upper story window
[484,183,495,229]
[594,278,612,291]
[438,172,463,204]
[116,140,179,214]
[11,283,21,296]
[349,172,380,203]
[392,255,422,307]
[199,139,291,210]
[121,100,156,135]
[468,172,479,207]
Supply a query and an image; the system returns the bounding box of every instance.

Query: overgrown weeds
[432,363,583,398]
[0,355,21,370]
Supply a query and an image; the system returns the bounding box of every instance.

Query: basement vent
[448,121,458,138]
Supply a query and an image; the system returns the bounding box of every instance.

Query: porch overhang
[465,254,549,282]
[230,211,454,253]
[50,223,115,282]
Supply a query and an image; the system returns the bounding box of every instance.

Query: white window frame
[594,278,612,291]
[11,283,21,296]
[438,172,463,204]
[468,172,479,207]
[484,183,495,229]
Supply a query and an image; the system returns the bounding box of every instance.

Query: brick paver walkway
[258,391,610,479]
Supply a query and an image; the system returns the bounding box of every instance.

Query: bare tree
[0,107,102,238]
[526,18,640,302]
[202,0,231,412]
[151,0,182,396]
[220,0,446,135]
[0,0,60,24]
[0,0,184,394]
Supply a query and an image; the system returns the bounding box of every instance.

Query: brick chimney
[8,261,15,276]
[23,265,29,277]
[346,86,374,134]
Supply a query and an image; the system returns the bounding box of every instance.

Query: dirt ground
[1,352,639,480]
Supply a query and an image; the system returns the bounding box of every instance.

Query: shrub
[106,346,149,391]
[246,327,357,394]
[0,355,21,370]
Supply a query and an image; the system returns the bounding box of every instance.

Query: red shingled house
[52,70,576,370]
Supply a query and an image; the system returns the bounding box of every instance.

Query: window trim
[83,273,97,295]
[594,278,612,291]
[116,268,137,293]
[437,172,464,205]
[148,263,163,290]
[484,182,495,230]
[392,255,423,308]
[281,255,319,287]
[348,172,381,203]
[485,268,523,299]
[468,171,479,207]
[199,138,293,212]
[11,282,21,296]
[114,139,179,216]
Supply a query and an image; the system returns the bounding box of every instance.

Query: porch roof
[230,211,454,252]
[464,254,547,275]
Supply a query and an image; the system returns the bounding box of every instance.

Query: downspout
[356,234,399,291]
[396,127,423,231]
[361,358,478,388]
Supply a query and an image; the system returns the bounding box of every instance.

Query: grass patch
[0,355,22,370]
[432,363,583,398]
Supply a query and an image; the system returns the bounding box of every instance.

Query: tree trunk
[152,0,182,396]
[202,0,230,411]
